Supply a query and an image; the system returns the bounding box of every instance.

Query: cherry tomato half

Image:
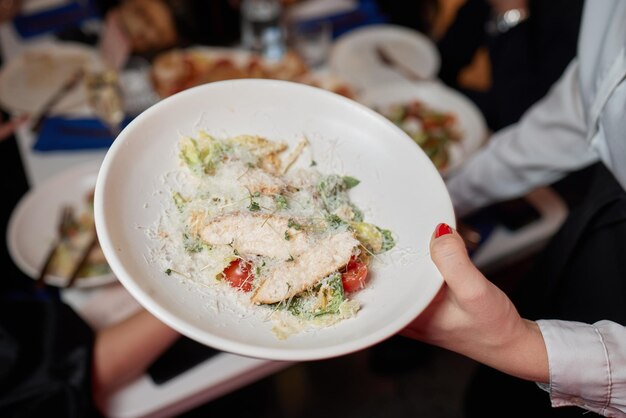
[341,256,368,293]
[222,259,254,292]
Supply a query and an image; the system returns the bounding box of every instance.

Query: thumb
[430,223,486,296]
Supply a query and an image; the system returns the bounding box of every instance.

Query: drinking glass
[287,19,332,68]
[84,69,124,137]
[240,0,286,61]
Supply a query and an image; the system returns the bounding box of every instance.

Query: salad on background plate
[7,162,115,288]
[359,81,488,176]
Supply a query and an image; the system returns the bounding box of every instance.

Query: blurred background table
[0,0,571,416]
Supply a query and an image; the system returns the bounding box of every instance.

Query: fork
[31,69,85,133]
[375,45,425,82]
[35,206,73,289]
[65,227,98,288]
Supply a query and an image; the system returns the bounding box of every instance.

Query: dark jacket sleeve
[436,0,491,87]
[0,293,100,418]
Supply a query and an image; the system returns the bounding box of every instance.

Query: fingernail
[435,223,452,238]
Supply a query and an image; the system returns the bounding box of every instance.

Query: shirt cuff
[537,320,612,414]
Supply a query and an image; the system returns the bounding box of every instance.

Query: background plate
[7,161,116,288]
[0,41,102,114]
[359,81,488,176]
[329,24,440,90]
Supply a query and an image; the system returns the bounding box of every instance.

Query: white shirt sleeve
[536,320,626,417]
[446,60,599,218]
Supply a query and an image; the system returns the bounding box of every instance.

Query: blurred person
[373,0,440,36]
[0,291,180,417]
[403,1,626,416]
[112,0,179,53]
[437,0,583,131]
[0,28,180,417]
[95,0,244,54]
[0,0,21,25]
[0,113,27,141]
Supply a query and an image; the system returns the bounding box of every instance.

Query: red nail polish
[435,223,452,238]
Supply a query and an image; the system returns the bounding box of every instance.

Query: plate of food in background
[149,46,356,99]
[94,79,454,361]
[0,41,103,115]
[7,162,114,288]
[359,82,488,176]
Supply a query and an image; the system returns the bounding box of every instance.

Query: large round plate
[359,81,488,176]
[329,24,440,90]
[7,161,116,288]
[94,79,454,361]
[0,41,102,114]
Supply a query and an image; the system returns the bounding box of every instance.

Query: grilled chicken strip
[251,231,358,304]
[200,212,310,259]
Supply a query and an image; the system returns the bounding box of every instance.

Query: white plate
[329,24,440,90]
[0,41,102,114]
[7,161,116,288]
[95,79,454,361]
[359,82,488,176]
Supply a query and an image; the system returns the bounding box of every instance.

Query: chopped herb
[183,232,206,253]
[252,191,261,198]
[287,218,302,230]
[248,201,261,212]
[310,160,317,167]
[286,255,295,262]
[326,214,346,229]
[233,248,240,256]
[284,230,291,241]
[163,268,189,280]
[380,228,395,252]
[274,194,288,210]
[317,174,350,213]
[342,176,360,189]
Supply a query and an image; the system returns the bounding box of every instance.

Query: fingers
[430,223,487,298]
[0,114,28,142]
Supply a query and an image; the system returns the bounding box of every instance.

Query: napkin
[294,0,388,39]
[33,116,133,152]
[13,0,100,39]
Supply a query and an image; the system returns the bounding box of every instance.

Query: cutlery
[65,230,98,288]
[31,68,85,133]
[375,45,425,82]
[35,206,73,289]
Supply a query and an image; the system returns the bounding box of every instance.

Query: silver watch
[486,8,530,35]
